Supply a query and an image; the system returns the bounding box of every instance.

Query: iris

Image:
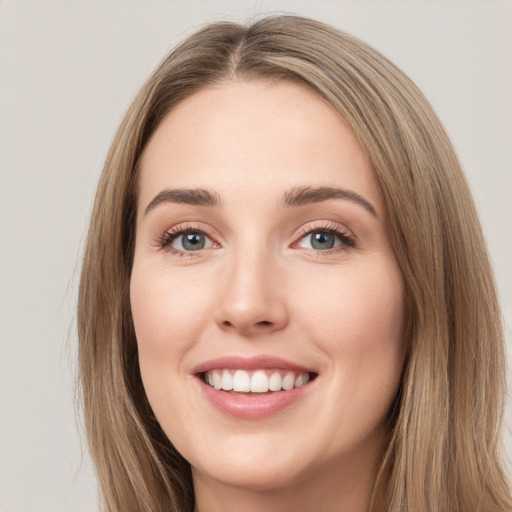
[310,232,335,250]
[182,233,205,250]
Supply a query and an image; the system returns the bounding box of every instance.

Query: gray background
[1,1,511,511]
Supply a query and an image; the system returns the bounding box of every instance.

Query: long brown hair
[78,15,511,512]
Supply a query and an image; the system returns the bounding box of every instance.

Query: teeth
[204,369,311,392]
[221,370,233,391]
[282,372,295,391]
[212,371,222,390]
[295,373,307,387]
[233,370,251,392]
[250,370,269,392]
[269,371,282,391]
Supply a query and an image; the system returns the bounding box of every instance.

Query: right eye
[164,231,213,252]
[163,230,215,252]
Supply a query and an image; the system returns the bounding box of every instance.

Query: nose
[215,247,289,336]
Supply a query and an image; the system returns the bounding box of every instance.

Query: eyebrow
[144,185,377,218]
[144,188,221,215]
[281,186,378,217]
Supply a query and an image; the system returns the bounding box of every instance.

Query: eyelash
[158,222,356,256]
[158,223,214,257]
[294,222,356,255]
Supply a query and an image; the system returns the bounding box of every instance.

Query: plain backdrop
[0,1,511,511]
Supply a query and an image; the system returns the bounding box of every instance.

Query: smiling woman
[130,81,405,508]
[77,15,511,512]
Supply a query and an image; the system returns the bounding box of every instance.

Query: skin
[130,80,405,512]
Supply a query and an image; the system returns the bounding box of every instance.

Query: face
[131,80,405,495]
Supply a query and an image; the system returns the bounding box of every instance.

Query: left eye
[171,232,213,251]
[297,230,343,251]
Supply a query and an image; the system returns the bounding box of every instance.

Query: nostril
[218,313,285,332]
[222,319,272,326]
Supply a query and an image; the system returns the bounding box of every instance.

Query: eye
[295,226,355,252]
[161,228,215,253]
[298,231,341,251]
[173,232,211,251]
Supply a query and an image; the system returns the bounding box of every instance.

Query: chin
[192,453,312,493]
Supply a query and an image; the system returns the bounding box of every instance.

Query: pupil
[311,232,334,250]
[183,233,205,250]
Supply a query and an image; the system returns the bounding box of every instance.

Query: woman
[77,14,511,512]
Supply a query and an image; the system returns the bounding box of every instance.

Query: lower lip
[196,377,312,419]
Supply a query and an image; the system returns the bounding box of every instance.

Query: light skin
[130,80,405,512]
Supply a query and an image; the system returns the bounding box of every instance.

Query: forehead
[137,80,385,215]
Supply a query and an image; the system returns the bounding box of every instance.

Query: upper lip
[191,355,315,375]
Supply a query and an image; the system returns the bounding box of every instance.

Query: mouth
[201,368,316,394]
[192,356,318,419]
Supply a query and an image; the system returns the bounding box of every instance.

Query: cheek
[129,267,217,435]
[296,262,405,448]
[302,262,403,335]
[298,260,405,386]
[130,263,213,361]
[129,264,212,428]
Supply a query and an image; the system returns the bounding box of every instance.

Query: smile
[193,356,317,419]
[204,369,311,393]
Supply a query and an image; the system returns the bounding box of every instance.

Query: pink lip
[197,381,312,419]
[191,355,316,420]
[191,355,313,374]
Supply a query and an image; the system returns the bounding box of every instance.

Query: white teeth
[221,370,233,391]
[282,372,295,391]
[212,371,222,390]
[268,371,282,391]
[295,373,309,387]
[250,370,269,392]
[204,369,311,392]
[232,370,251,392]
